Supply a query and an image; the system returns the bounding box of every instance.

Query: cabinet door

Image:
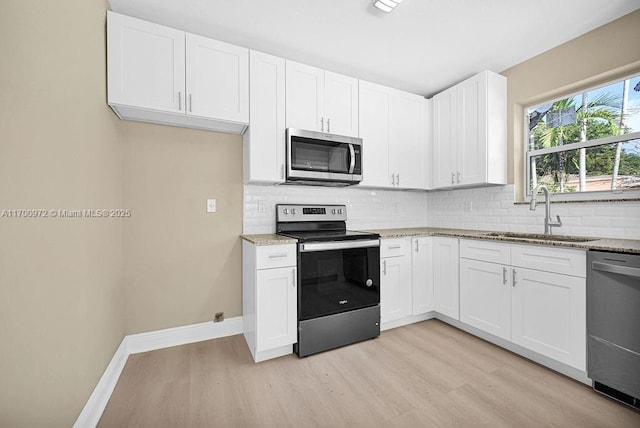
[107,11,185,113]
[459,259,511,340]
[185,33,249,123]
[285,61,324,131]
[324,71,358,137]
[457,73,487,186]
[381,255,412,323]
[244,50,286,184]
[511,267,586,370]
[431,86,457,188]
[358,81,391,187]
[412,237,433,315]
[389,91,425,189]
[256,267,297,351]
[432,237,459,319]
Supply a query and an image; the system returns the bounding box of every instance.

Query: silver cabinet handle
[512,269,517,287]
[415,240,419,253]
[327,118,331,133]
[268,253,288,259]
[320,117,324,132]
[281,164,285,179]
[387,245,401,250]
[178,92,182,110]
[503,267,507,284]
[391,173,396,186]
[383,260,387,275]
[189,93,193,112]
[292,269,296,287]
[397,173,400,186]
[451,172,455,184]
[456,171,461,184]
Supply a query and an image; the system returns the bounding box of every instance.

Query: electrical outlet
[214,312,224,322]
[207,199,217,213]
[464,201,473,212]
[258,201,266,213]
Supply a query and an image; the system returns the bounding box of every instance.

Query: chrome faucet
[530,185,562,235]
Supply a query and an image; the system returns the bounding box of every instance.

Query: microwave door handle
[348,144,356,174]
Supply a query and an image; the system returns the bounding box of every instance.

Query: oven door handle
[300,239,380,252]
[348,144,356,174]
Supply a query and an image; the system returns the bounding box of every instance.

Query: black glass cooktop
[278,230,379,243]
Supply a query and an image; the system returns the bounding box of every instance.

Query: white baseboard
[127,316,243,354]
[73,339,129,428]
[74,316,244,427]
[381,312,436,332]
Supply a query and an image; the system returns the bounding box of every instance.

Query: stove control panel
[277,204,347,222]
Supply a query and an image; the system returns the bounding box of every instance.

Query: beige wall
[501,9,640,200]
[121,122,242,334]
[0,1,124,427]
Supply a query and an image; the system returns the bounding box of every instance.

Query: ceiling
[108,0,640,97]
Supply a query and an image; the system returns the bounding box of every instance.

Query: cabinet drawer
[460,239,510,265]
[256,244,297,269]
[511,244,586,278]
[380,238,410,258]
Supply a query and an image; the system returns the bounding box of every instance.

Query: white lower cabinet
[459,239,511,340]
[458,239,586,371]
[243,241,297,362]
[459,258,511,340]
[411,237,433,315]
[511,266,586,371]
[380,238,412,324]
[432,237,459,319]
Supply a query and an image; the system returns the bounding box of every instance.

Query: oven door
[286,128,362,183]
[298,239,380,320]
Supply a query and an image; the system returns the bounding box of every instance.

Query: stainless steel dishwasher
[587,250,640,409]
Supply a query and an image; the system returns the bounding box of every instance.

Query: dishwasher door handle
[592,261,640,279]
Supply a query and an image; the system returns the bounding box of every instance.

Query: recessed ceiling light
[374,0,403,13]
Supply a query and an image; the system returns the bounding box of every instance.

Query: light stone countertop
[241,234,297,245]
[366,227,640,255]
[242,228,640,254]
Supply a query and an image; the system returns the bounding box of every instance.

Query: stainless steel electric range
[276,204,381,357]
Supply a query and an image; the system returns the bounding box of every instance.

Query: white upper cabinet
[243,50,286,184]
[431,70,506,189]
[358,80,427,189]
[285,61,358,137]
[389,92,425,189]
[432,86,457,188]
[107,11,249,134]
[358,81,391,187]
[185,33,249,123]
[107,11,185,113]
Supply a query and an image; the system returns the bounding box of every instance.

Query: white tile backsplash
[426,184,640,239]
[243,184,429,234]
[244,183,640,239]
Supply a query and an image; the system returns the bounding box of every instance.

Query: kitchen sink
[483,232,597,243]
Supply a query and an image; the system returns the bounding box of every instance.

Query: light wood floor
[99,320,640,427]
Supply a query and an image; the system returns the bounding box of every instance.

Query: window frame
[523,72,640,202]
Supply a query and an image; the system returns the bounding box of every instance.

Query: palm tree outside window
[526,73,640,198]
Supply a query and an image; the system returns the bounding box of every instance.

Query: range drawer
[460,239,510,265]
[256,244,297,269]
[511,244,586,277]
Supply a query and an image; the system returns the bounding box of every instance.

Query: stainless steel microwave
[285,128,362,186]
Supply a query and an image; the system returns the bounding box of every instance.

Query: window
[525,73,640,198]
